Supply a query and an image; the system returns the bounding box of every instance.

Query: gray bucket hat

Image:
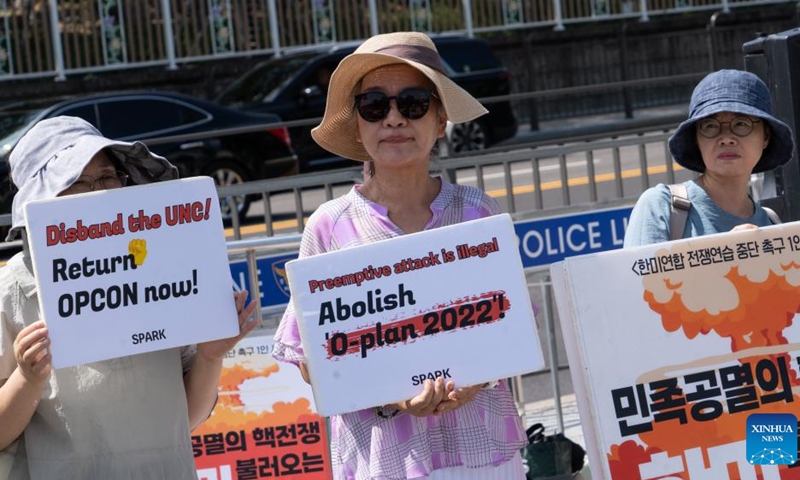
[7,116,178,241]
[668,69,796,174]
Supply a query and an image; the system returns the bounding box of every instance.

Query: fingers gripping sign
[385,378,486,418]
[14,321,52,383]
[396,376,454,417]
[196,290,258,361]
[435,384,483,414]
[731,223,759,232]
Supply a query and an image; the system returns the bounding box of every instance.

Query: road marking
[485,163,683,196]
[223,163,684,239]
[457,159,589,182]
[228,218,303,237]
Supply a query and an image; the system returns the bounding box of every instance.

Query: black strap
[764,207,781,224]
[667,183,782,240]
[667,183,691,241]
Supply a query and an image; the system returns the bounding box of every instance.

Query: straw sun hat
[311,31,488,162]
[668,69,795,174]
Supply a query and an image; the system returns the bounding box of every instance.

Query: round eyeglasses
[696,116,762,138]
[354,88,438,122]
[67,171,129,194]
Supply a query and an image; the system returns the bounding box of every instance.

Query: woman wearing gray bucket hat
[624,69,796,247]
[272,32,527,479]
[0,116,257,480]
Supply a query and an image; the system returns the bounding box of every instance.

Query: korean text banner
[551,223,800,480]
[193,333,332,480]
[287,214,545,416]
[24,177,239,368]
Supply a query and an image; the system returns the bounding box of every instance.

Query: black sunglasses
[354,88,439,122]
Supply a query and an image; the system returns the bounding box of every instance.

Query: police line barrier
[228,206,633,313]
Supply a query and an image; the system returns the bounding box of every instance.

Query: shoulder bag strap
[763,206,781,225]
[667,183,691,241]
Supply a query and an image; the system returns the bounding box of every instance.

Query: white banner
[287,214,544,416]
[551,224,800,480]
[24,177,239,368]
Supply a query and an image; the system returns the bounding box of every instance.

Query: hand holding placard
[196,291,258,361]
[12,321,52,384]
[24,177,240,369]
[287,214,544,416]
[391,377,453,417]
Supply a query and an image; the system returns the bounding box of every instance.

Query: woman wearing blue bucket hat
[624,69,796,247]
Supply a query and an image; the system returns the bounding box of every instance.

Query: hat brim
[311,53,488,162]
[668,101,796,174]
[7,136,177,241]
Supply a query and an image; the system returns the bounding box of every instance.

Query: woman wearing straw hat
[624,69,796,247]
[272,32,527,479]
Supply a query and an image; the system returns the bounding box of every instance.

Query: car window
[297,58,345,98]
[216,56,312,106]
[436,41,502,74]
[0,106,47,155]
[57,103,99,127]
[97,98,207,139]
[303,61,339,92]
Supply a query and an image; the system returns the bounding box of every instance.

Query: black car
[215,36,518,172]
[0,91,298,218]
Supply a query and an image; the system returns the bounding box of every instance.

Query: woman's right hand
[393,377,454,417]
[14,321,52,384]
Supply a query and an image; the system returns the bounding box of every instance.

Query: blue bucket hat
[668,69,796,174]
[7,116,178,241]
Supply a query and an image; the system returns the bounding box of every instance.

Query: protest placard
[286,213,544,416]
[551,223,800,480]
[193,333,332,480]
[24,177,239,368]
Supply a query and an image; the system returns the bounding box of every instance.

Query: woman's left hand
[731,223,759,232]
[434,384,483,414]
[196,291,258,361]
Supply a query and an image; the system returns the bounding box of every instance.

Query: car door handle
[179,141,205,150]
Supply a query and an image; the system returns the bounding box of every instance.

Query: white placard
[551,224,800,480]
[286,214,544,416]
[24,177,239,369]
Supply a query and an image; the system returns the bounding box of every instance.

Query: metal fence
[213,123,694,241]
[0,121,689,237]
[0,0,793,81]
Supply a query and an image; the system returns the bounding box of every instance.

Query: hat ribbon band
[691,96,772,117]
[373,44,445,73]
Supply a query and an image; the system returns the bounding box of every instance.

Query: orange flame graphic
[611,238,800,478]
[196,363,316,435]
[644,268,800,352]
[217,363,279,408]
